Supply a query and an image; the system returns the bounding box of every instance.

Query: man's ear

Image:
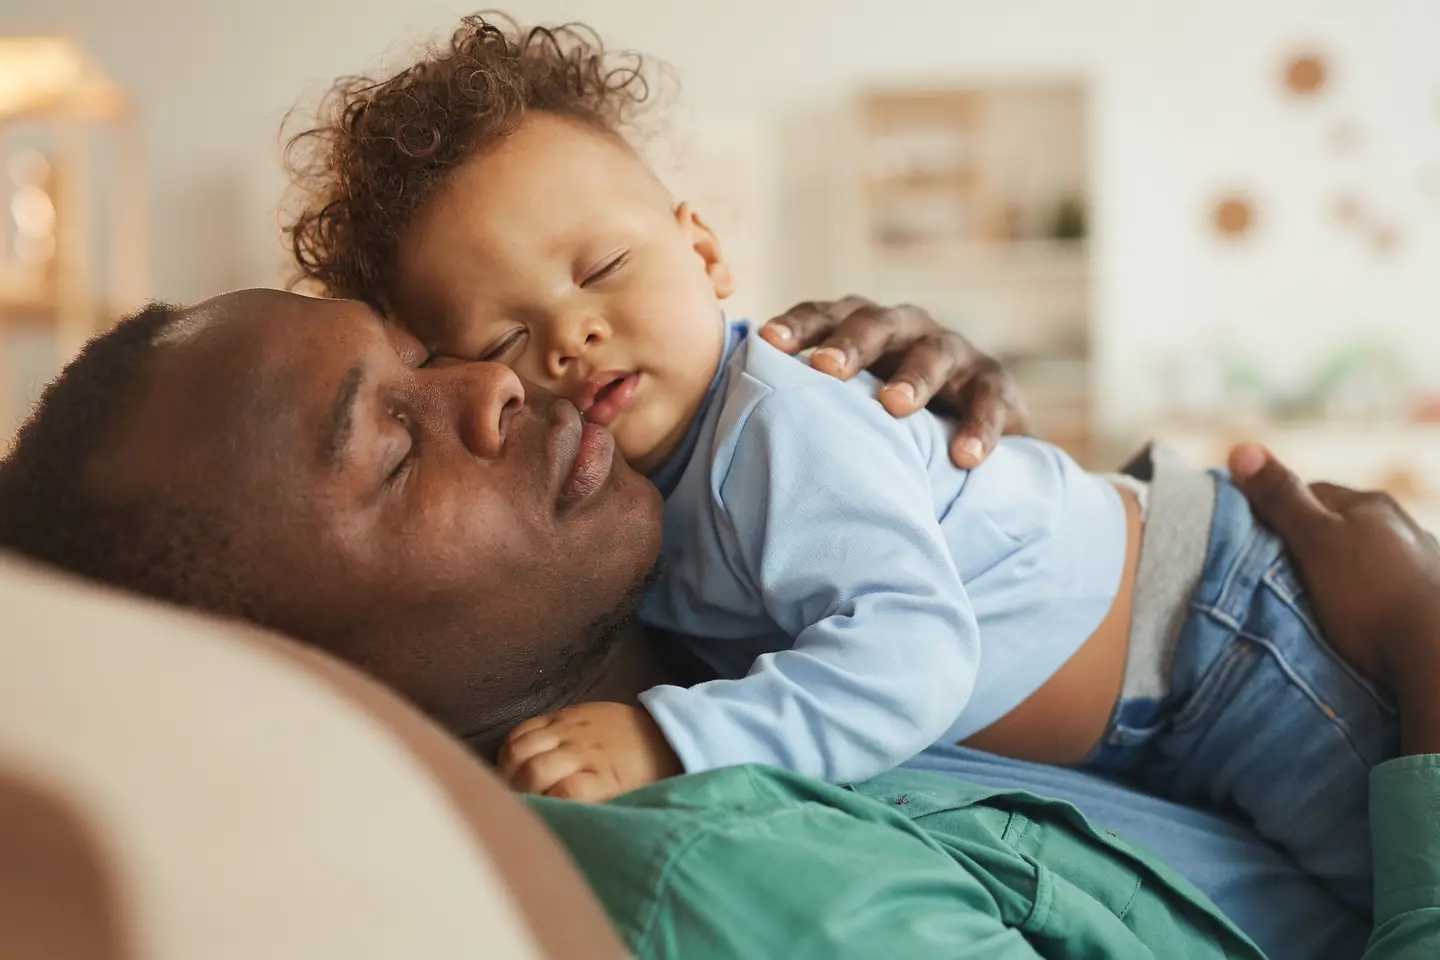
[675,202,735,300]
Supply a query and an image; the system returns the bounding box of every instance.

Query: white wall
[6,0,1439,430]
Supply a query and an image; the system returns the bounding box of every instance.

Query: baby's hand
[498,702,682,802]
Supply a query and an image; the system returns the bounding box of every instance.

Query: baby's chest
[642,498,771,638]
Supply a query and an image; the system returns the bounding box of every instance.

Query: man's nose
[545,311,609,380]
[448,362,525,459]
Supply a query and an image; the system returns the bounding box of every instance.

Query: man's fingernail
[959,438,986,463]
[884,382,917,405]
[768,322,794,341]
[1229,443,1266,479]
[812,347,848,372]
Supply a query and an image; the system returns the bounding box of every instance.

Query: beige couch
[0,552,624,959]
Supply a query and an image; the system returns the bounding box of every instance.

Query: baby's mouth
[583,372,641,428]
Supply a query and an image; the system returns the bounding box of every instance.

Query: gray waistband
[1118,443,1218,702]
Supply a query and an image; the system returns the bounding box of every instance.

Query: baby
[286,15,1396,912]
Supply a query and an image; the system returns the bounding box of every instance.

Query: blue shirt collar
[647,317,750,499]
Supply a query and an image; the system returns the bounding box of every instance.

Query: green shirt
[529,756,1440,959]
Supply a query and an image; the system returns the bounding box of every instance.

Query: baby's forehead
[467,112,671,210]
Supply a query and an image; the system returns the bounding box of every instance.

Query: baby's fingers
[546,771,618,803]
[497,722,563,781]
[506,746,587,796]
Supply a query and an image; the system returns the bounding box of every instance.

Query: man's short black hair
[0,303,249,618]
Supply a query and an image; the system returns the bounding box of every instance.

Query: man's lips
[572,371,641,428]
[552,399,616,507]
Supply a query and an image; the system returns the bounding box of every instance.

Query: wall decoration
[1213,196,1255,238]
[1331,193,1362,225]
[1284,54,1328,96]
[1370,223,1401,256]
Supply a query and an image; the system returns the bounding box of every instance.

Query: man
[0,290,1018,756]
[2,289,1437,957]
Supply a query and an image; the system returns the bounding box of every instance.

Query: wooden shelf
[868,169,979,191]
[872,239,1088,280]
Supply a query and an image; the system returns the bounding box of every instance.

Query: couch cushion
[0,552,624,959]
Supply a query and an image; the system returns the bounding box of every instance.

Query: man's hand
[498,702,682,803]
[1229,443,1440,752]
[760,296,1030,469]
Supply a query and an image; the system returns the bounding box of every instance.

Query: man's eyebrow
[321,364,366,468]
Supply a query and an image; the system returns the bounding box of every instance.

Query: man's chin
[584,564,655,650]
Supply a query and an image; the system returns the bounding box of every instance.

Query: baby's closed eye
[423,355,471,370]
[481,328,529,362]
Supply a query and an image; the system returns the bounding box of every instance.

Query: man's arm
[1230,444,1440,958]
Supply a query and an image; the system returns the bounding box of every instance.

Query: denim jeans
[1083,473,1399,915]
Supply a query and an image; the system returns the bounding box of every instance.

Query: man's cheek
[424,484,543,546]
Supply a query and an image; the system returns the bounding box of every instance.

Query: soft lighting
[0,38,87,119]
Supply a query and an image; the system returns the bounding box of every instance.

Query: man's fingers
[1308,481,1370,513]
[506,748,587,796]
[945,373,1011,469]
[759,302,831,354]
[878,333,958,416]
[809,302,929,381]
[1228,443,1334,544]
[759,297,869,356]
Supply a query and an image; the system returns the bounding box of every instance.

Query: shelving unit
[838,82,1095,463]
[0,38,145,439]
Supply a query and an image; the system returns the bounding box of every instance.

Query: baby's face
[388,112,734,473]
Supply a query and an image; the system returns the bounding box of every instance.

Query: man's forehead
[183,288,375,338]
[109,290,378,485]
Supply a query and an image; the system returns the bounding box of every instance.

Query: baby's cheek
[508,351,555,390]
[614,399,686,472]
[612,416,660,467]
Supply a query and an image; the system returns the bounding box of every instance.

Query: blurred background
[2,0,1438,526]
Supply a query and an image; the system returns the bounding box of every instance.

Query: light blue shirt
[639,321,1128,783]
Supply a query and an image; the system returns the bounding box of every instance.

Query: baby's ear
[675,202,735,300]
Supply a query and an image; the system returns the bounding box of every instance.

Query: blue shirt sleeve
[640,379,981,782]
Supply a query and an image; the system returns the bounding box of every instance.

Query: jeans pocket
[1169,638,1259,733]
[1257,565,1396,717]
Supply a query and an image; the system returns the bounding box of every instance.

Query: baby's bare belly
[960,483,1142,765]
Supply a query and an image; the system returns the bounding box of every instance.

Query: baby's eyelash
[483,330,526,361]
[583,252,628,286]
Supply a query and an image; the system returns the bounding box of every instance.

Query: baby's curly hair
[283,13,655,302]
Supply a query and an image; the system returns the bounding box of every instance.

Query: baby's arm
[641,382,981,783]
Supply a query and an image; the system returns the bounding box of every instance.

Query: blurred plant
[1051,194,1086,242]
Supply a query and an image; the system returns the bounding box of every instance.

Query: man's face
[101,289,663,742]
